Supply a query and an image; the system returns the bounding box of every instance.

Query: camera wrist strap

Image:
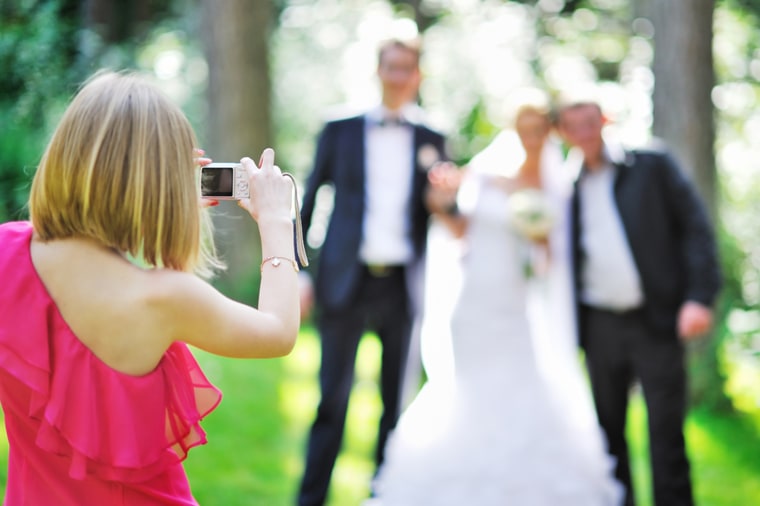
[282,172,309,268]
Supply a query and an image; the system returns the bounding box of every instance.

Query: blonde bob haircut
[29,70,222,277]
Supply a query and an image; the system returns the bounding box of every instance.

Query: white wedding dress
[370,132,623,506]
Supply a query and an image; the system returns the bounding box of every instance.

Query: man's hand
[425,162,463,215]
[677,301,714,342]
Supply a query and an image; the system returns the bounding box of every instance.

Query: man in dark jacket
[557,99,721,506]
[296,37,447,506]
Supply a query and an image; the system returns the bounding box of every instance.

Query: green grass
[184,326,383,506]
[627,393,760,506]
[0,327,758,505]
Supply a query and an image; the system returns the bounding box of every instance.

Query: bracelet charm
[261,256,299,273]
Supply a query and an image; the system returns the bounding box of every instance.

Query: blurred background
[1,0,759,504]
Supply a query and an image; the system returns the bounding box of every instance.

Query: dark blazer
[300,114,447,311]
[571,143,722,335]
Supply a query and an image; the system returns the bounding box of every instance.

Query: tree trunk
[82,0,171,43]
[649,0,717,218]
[644,0,729,409]
[201,0,274,303]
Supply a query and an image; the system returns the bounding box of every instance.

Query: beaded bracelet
[261,256,299,273]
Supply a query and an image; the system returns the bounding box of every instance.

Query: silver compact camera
[200,163,250,200]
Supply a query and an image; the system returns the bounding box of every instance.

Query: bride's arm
[428,201,468,238]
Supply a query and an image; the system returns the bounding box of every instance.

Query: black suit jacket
[300,115,447,311]
[571,144,722,336]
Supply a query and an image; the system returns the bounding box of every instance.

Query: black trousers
[298,267,412,506]
[581,305,693,506]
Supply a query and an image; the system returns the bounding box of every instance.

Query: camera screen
[201,167,234,197]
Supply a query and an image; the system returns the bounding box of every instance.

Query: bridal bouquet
[507,189,554,241]
[508,189,554,279]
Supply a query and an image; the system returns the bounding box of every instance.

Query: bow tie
[377,116,409,128]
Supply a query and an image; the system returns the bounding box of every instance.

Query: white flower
[508,189,554,241]
[417,144,441,171]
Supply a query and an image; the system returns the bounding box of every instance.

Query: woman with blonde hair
[0,71,300,504]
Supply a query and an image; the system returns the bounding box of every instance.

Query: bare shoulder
[29,239,221,374]
[137,269,219,328]
[141,268,207,299]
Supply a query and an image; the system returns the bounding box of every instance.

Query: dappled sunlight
[0,1,758,504]
[137,30,207,109]
[625,390,760,506]
[273,0,662,173]
[281,328,386,504]
[336,336,383,504]
[626,392,652,506]
[331,453,375,505]
[345,380,382,451]
[686,407,760,504]
[721,319,760,420]
[282,326,322,379]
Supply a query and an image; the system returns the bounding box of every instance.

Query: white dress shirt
[579,159,644,311]
[359,105,416,265]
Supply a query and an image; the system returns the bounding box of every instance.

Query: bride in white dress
[369,101,623,505]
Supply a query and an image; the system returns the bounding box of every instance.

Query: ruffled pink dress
[0,221,222,505]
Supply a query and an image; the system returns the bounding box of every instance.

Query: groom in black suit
[558,99,721,506]
[296,38,447,506]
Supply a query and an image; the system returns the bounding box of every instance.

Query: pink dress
[0,221,222,505]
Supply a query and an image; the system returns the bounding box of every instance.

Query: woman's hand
[169,147,300,361]
[237,148,293,223]
[195,148,219,208]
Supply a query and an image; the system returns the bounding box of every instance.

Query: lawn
[0,326,757,505]
[186,327,760,506]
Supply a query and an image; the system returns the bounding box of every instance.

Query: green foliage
[0,0,199,223]
[685,221,745,410]
[527,0,634,84]
[722,0,760,19]
[0,1,80,126]
[711,3,760,419]
[387,0,449,32]
[508,0,587,13]
[715,224,760,423]
[0,120,36,222]
[450,98,502,165]
[0,0,83,221]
